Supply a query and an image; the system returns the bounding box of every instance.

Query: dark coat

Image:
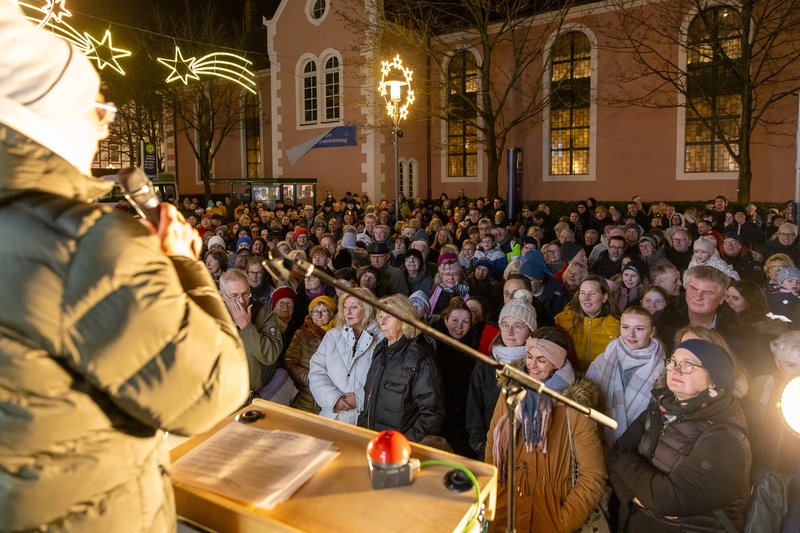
[430,319,479,457]
[610,390,752,532]
[466,360,501,458]
[722,249,765,283]
[358,335,445,442]
[590,250,623,279]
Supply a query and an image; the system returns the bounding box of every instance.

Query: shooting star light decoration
[157,46,256,94]
[17,0,132,75]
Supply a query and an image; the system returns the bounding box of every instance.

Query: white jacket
[309,322,384,425]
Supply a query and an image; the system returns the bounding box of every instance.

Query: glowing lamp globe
[781,376,800,435]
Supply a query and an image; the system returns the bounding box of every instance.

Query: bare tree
[104,51,165,171]
[604,0,800,202]
[154,1,250,198]
[346,0,575,199]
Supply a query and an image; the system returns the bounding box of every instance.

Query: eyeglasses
[499,321,528,333]
[665,358,705,374]
[223,291,251,302]
[94,101,117,126]
[311,309,331,317]
[247,270,263,276]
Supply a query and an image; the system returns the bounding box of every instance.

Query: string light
[16,0,257,91]
[158,47,256,94]
[18,0,131,74]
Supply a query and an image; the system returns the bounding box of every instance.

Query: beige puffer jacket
[0,127,249,532]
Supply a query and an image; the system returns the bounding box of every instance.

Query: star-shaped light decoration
[157,46,256,94]
[83,30,132,75]
[157,47,200,84]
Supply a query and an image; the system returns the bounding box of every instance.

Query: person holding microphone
[0,3,249,530]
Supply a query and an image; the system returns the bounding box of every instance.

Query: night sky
[59,0,249,41]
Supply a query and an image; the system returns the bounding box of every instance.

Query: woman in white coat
[309,287,384,425]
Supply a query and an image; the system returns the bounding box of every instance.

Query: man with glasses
[220,269,283,398]
[591,234,627,279]
[761,222,800,265]
[246,257,273,304]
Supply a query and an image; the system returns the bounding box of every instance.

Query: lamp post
[379,55,414,223]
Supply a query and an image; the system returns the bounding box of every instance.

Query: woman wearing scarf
[428,258,471,315]
[285,295,337,414]
[609,339,752,532]
[586,306,666,449]
[466,291,537,459]
[485,330,607,532]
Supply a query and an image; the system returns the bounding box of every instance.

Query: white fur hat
[0,2,101,174]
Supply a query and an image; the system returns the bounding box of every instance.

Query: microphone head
[117,166,159,209]
[117,166,150,193]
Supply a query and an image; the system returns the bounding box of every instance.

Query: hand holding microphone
[117,166,201,260]
[157,203,202,260]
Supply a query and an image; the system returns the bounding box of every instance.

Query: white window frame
[675,3,740,181]
[541,25,598,182]
[296,50,343,130]
[440,47,484,184]
[306,0,330,26]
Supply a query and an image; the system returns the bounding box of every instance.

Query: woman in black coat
[358,295,445,442]
[609,338,752,532]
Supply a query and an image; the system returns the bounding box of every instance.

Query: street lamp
[379,55,414,223]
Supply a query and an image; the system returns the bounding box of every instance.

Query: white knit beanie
[0,2,101,174]
[498,290,537,333]
[693,236,717,256]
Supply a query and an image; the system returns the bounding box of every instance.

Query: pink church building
[165,0,800,204]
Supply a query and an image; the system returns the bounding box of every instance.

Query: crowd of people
[177,189,800,532]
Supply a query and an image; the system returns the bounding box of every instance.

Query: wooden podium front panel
[170,400,497,533]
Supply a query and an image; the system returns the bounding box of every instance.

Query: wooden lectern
[170,400,497,532]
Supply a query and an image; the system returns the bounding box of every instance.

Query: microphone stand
[262,249,617,533]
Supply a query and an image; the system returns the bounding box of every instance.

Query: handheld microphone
[117,166,160,226]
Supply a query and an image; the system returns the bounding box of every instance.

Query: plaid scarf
[586,336,665,445]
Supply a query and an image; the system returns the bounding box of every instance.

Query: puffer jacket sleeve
[309,328,345,411]
[404,346,445,441]
[557,412,607,532]
[554,306,575,334]
[285,328,310,387]
[62,214,249,436]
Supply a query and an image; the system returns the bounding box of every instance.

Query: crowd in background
[161,189,800,532]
